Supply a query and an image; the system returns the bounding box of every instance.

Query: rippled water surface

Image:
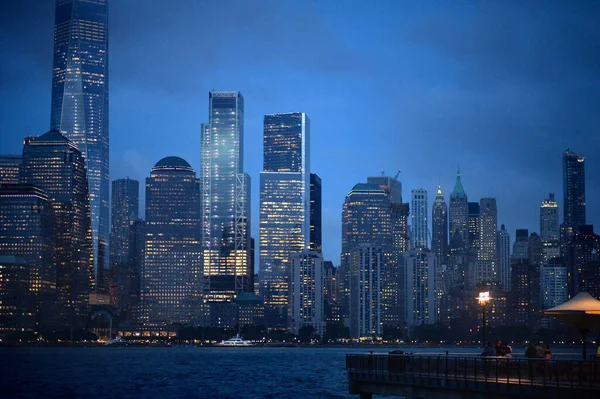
[3,347,358,399]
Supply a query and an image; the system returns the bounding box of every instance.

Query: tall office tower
[563,150,585,242]
[323,261,338,304]
[349,245,383,339]
[110,178,139,264]
[201,92,252,301]
[478,198,498,279]
[432,186,448,260]
[259,112,310,328]
[449,170,469,249]
[0,185,57,331]
[290,250,325,336]
[0,155,22,183]
[467,202,480,257]
[404,248,437,327]
[527,232,543,324]
[50,0,109,284]
[310,173,322,253]
[141,157,201,327]
[540,193,559,242]
[21,130,92,328]
[512,229,529,259]
[567,225,600,297]
[497,224,511,290]
[528,233,544,267]
[411,189,428,249]
[341,183,391,325]
[540,265,568,309]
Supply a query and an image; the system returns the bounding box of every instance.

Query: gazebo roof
[543,292,600,314]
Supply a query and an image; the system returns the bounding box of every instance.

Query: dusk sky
[1,0,599,266]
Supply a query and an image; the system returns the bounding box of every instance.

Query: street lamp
[477,291,490,348]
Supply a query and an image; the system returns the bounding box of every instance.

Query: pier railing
[346,353,600,391]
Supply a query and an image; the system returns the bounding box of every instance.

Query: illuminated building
[0,185,57,332]
[341,183,391,325]
[540,193,560,263]
[310,173,322,253]
[260,112,310,328]
[0,155,22,184]
[323,261,338,304]
[567,225,600,297]
[234,292,264,327]
[404,247,437,327]
[477,198,498,281]
[201,92,252,302]
[497,224,511,290]
[50,0,109,284]
[21,129,92,328]
[449,169,469,250]
[467,202,480,257]
[562,150,585,242]
[349,245,383,339]
[411,189,428,249]
[0,255,33,335]
[432,186,448,260]
[290,250,325,336]
[540,265,568,309]
[141,157,201,327]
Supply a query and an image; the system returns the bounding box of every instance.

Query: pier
[346,353,600,399]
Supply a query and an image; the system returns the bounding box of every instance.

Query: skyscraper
[432,186,448,260]
[563,150,585,241]
[404,248,437,327]
[259,112,310,328]
[141,157,201,327]
[478,198,498,280]
[467,202,480,257]
[0,155,22,184]
[110,178,139,265]
[50,0,109,284]
[540,193,559,242]
[310,173,322,253]
[449,170,468,249]
[497,224,511,290]
[512,229,529,260]
[290,250,325,336]
[540,265,568,309]
[21,129,92,328]
[411,189,428,249]
[201,91,252,300]
[349,245,383,339]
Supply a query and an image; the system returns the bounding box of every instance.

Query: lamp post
[477,291,490,348]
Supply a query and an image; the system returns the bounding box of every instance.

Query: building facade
[141,157,201,327]
[467,202,480,257]
[201,92,252,301]
[404,248,437,327]
[110,178,139,265]
[432,186,448,260]
[349,245,383,339]
[449,170,469,250]
[411,189,428,249]
[497,224,511,290]
[290,251,325,336]
[51,0,109,283]
[0,155,22,184]
[540,265,568,309]
[310,173,322,253]
[478,198,498,280]
[563,150,585,241]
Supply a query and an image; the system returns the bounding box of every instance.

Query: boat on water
[216,334,254,347]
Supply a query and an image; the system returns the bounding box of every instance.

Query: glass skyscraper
[478,198,498,280]
[309,173,322,253]
[432,186,448,259]
[562,149,585,239]
[50,0,109,287]
[0,155,22,184]
[449,170,468,249]
[259,112,310,328]
[201,92,252,300]
[141,157,201,327]
[110,178,139,265]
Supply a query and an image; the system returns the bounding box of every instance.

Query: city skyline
[2,1,599,265]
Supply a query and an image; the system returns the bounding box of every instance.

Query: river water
[1,346,581,398]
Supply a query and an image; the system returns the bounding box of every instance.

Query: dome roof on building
[152,156,194,172]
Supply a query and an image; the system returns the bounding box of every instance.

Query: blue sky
[1,0,599,266]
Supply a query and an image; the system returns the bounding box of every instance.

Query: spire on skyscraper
[451,169,466,198]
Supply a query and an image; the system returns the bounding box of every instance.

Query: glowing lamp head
[478,291,490,304]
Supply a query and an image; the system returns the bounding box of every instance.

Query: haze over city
[1,0,598,264]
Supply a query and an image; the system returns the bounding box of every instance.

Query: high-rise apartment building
[50,0,109,283]
[467,202,480,257]
[0,184,57,331]
[411,189,428,249]
[497,224,511,290]
[290,250,325,336]
[310,173,322,253]
[259,112,310,328]
[404,248,437,327]
[449,170,468,249]
[0,155,22,184]
[563,150,585,241]
[432,186,448,260]
[21,130,92,328]
[201,92,252,300]
[349,245,383,339]
[540,265,568,309]
[478,198,498,279]
[141,157,201,327]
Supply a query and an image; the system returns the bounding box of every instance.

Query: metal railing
[346,353,600,391]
